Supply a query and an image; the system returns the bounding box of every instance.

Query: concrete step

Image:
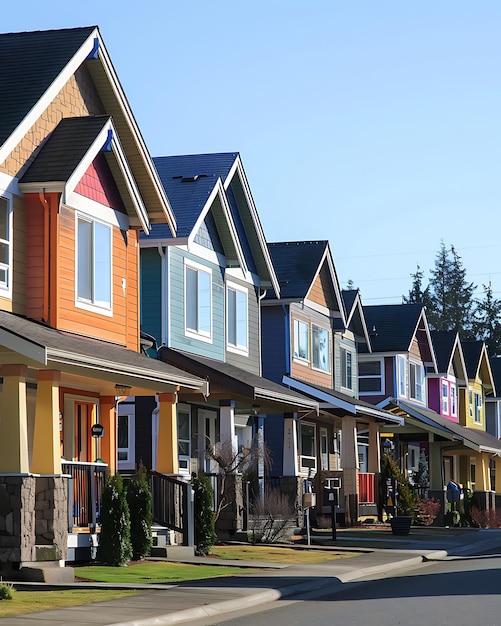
[150,545,195,559]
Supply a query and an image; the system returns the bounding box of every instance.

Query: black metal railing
[150,471,193,546]
[62,461,108,532]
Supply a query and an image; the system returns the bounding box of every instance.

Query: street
[191,552,501,626]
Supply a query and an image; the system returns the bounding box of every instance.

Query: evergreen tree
[473,282,501,356]
[346,279,355,290]
[403,265,430,304]
[98,473,132,566]
[192,473,217,556]
[126,463,153,561]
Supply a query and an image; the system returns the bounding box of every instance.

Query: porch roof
[0,311,207,396]
[389,399,501,455]
[281,375,404,425]
[158,347,319,414]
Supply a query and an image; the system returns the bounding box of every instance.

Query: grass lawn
[0,588,145,618]
[210,544,357,564]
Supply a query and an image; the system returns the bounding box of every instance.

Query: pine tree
[126,463,153,561]
[403,265,430,304]
[98,473,132,566]
[473,282,501,356]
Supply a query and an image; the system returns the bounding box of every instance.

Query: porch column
[100,396,116,474]
[495,457,501,493]
[368,421,380,473]
[475,453,490,491]
[32,370,62,475]
[428,436,443,490]
[156,393,178,474]
[0,364,29,473]
[283,413,298,475]
[219,400,237,456]
[341,415,359,525]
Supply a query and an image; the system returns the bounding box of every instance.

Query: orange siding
[11,195,26,314]
[25,194,47,322]
[291,359,333,388]
[308,265,338,310]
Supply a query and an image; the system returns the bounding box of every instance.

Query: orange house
[0,27,206,577]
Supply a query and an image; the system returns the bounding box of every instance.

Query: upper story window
[474,392,483,424]
[450,384,457,416]
[185,259,212,340]
[359,359,384,394]
[340,347,353,389]
[227,283,248,353]
[77,215,112,311]
[312,324,330,372]
[397,356,406,397]
[0,196,11,293]
[293,319,309,361]
[409,361,425,403]
[442,381,449,414]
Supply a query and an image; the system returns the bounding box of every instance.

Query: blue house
[134,153,317,534]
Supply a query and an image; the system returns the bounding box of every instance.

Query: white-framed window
[293,319,309,361]
[177,405,191,474]
[450,384,457,416]
[409,361,425,403]
[474,392,483,424]
[76,214,112,311]
[312,325,330,372]
[117,402,135,470]
[340,347,353,389]
[299,421,316,473]
[184,259,212,340]
[320,427,328,471]
[359,359,384,394]
[442,381,449,414]
[469,388,473,417]
[0,195,12,293]
[227,283,248,353]
[397,356,406,397]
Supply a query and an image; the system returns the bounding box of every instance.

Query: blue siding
[168,247,225,360]
[264,416,284,476]
[140,248,162,344]
[261,306,287,383]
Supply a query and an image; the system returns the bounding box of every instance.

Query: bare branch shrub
[248,488,297,543]
[414,497,441,526]
[470,506,501,528]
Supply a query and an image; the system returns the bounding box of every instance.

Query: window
[227,284,248,352]
[340,348,353,389]
[177,406,191,474]
[359,360,383,394]
[299,422,316,473]
[293,319,309,361]
[469,389,473,417]
[397,356,406,397]
[312,325,330,372]
[450,385,457,416]
[320,427,328,471]
[0,196,11,291]
[117,403,135,470]
[185,261,211,339]
[77,216,111,309]
[409,361,425,402]
[442,382,449,414]
[474,392,483,424]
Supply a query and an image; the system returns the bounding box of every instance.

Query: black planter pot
[390,516,412,536]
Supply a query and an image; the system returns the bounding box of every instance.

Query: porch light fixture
[114,383,132,396]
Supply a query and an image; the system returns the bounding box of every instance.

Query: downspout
[157,245,166,346]
[38,190,50,324]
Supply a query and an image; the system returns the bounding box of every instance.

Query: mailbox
[302,492,316,509]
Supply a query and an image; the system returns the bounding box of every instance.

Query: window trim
[358,358,384,395]
[397,355,406,398]
[450,384,457,416]
[312,324,330,373]
[0,193,13,297]
[293,318,310,363]
[409,360,425,403]
[474,391,483,424]
[442,381,449,414]
[299,421,317,474]
[340,347,353,389]
[75,213,113,316]
[177,404,191,475]
[184,258,213,342]
[117,402,135,471]
[226,281,248,355]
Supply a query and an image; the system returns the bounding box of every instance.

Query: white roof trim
[0,329,47,365]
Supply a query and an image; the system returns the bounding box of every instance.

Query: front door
[75,401,96,462]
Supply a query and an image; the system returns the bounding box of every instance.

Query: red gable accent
[74,154,126,213]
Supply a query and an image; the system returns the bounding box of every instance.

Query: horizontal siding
[261,306,287,383]
[140,247,162,344]
[11,194,25,314]
[333,333,358,396]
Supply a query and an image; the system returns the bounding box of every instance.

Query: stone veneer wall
[35,476,68,560]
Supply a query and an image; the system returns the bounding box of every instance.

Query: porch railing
[358,472,375,504]
[150,471,194,546]
[62,461,108,532]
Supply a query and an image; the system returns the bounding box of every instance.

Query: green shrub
[0,580,14,600]
[126,463,153,560]
[192,473,217,556]
[98,473,132,566]
[380,453,415,517]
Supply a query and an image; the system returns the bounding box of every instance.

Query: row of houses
[1,25,501,580]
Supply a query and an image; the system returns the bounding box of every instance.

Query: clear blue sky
[4,2,501,304]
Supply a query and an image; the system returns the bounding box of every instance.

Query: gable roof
[430,330,467,383]
[0,26,174,232]
[337,289,371,349]
[489,357,501,399]
[461,340,495,394]
[363,303,427,352]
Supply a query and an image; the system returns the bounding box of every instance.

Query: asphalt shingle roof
[489,356,501,396]
[363,303,424,353]
[142,153,238,240]
[430,330,458,373]
[461,340,484,379]
[267,241,328,299]
[0,27,96,147]
[20,115,110,183]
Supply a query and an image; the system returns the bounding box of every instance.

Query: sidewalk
[5,528,501,626]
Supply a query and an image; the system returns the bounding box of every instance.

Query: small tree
[126,463,153,561]
[380,452,414,517]
[98,473,132,566]
[411,449,429,491]
[192,473,217,556]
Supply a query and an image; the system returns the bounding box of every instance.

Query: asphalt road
[193,552,501,626]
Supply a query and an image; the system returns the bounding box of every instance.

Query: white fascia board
[358,405,404,425]
[0,29,100,166]
[0,173,20,197]
[350,292,372,352]
[94,33,176,233]
[255,385,319,412]
[410,308,438,373]
[305,246,346,327]
[282,375,355,413]
[140,236,189,249]
[0,329,47,364]
[19,181,65,194]
[226,157,280,298]
[64,193,129,231]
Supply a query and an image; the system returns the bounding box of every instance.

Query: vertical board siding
[225,276,260,375]
[261,306,287,383]
[140,248,162,344]
[169,248,224,360]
